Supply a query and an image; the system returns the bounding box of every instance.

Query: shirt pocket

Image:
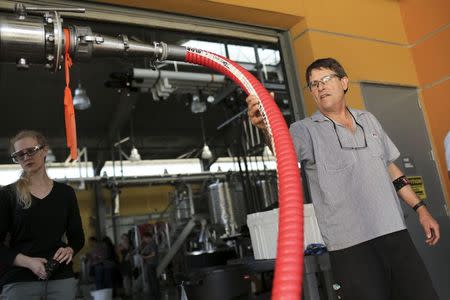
[317,161,355,206]
[322,151,356,172]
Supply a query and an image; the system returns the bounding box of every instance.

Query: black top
[0,181,85,286]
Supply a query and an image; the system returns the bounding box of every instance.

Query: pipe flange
[43,18,55,70]
[52,11,63,72]
[153,41,168,62]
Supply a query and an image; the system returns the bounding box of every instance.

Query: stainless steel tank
[207,181,246,236]
[172,185,194,222]
[256,177,278,208]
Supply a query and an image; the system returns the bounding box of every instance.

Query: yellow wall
[102,185,172,216]
[399,0,450,205]
[73,184,172,271]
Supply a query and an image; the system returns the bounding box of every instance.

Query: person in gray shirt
[246,58,440,300]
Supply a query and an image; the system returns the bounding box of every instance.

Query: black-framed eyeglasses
[325,110,368,150]
[308,73,340,91]
[11,145,45,163]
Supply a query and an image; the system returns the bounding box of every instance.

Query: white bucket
[90,288,113,300]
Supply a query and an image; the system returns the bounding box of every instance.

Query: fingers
[246,95,266,129]
[39,258,48,264]
[53,247,64,261]
[429,224,440,246]
[53,247,74,264]
[32,258,47,280]
[424,225,432,240]
[423,222,440,246]
[38,269,47,280]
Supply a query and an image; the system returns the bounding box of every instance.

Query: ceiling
[0,14,291,173]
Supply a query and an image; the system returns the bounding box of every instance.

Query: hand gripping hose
[185,48,304,299]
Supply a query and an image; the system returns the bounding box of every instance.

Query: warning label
[407,176,427,200]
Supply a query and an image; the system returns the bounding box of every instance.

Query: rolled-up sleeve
[368,112,400,164]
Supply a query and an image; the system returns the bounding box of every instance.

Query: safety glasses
[11,145,45,163]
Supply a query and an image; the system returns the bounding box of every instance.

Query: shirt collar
[310,107,366,122]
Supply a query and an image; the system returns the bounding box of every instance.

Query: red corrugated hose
[185,48,305,300]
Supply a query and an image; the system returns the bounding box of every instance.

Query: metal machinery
[0,4,187,70]
[1,3,306,299]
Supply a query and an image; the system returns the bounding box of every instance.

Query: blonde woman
[0,130,85,300]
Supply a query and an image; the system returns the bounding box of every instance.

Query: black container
[184,264,251,300]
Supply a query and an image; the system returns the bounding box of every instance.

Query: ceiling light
[201,144,213,160]
[191,95,206,114]
[73,84,91,110]
[129,146,141,161]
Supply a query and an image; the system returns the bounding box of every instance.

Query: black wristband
[413,201,426,211]
[393,175,410,192]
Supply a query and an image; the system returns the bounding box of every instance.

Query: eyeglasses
[11,145,45,163]
[308,73,340,91]
[325,110,368,150]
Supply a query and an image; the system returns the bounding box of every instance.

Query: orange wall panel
[303,0,408,44]
[411,29,450,85]
[308,32,418,86]
[92,0,301,29]
[290,18,309,39]
[399,0,450,43]
[207,0,305,19]
[292,32,314,84]
[421,81,450,201]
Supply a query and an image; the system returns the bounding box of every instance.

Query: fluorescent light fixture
[100,159,203,177]
[0,162,95,186]
[209,157,278,172]
[47,162,95,179]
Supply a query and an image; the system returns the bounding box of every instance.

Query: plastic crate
[247,204,324,260]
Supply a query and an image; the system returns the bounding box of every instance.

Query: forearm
[397,185,429,213]
[68,234,85,255]
[13,253,31,268]
[387,163,428,213]
[387,164,440,245]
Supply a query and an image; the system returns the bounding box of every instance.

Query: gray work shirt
[290,108,406,251]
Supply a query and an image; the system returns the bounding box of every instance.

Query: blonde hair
[10,130,48,209]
